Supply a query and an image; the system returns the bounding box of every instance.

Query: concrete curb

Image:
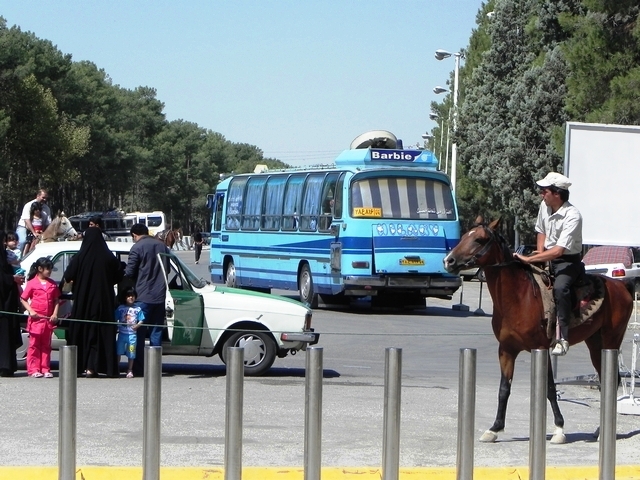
[2,466,640,479]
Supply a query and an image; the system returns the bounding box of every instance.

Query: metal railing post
[382,347,402,480]
[529,349,547,480]
[58,346,77,480]
[456,348,476,480]
[143,346,162,480]
[599,349,618,480]
[225,347,244,480]
[304,347,323,480]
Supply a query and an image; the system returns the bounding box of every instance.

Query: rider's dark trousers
[550,255,584,341]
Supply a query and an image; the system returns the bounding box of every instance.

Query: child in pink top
[20,257,60,378]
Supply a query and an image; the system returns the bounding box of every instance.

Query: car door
[157,253,204,347]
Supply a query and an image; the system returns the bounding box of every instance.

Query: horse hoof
[550,426,566,444]
[479,430,498,443]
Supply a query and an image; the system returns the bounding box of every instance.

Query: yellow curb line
[1,466,640,480]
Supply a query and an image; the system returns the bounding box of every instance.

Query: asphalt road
[1,248,639,469]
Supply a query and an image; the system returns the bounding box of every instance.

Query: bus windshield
[350,176,455,220]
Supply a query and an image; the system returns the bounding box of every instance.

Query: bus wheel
[225,259,237,288]
[299,264,317,307]
[220,331,276,376]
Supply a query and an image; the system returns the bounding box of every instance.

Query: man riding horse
[513,172,584,356]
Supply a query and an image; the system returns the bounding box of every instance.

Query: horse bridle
[462,224,513,269]
[59,219,78,239]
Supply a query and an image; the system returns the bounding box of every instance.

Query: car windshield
[166,252,208,288]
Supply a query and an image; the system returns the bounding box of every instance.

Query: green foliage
[434,0,639,245]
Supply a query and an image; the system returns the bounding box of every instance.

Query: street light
[435,49,462,193]
[421,133,433,150]
[433,86,449,95]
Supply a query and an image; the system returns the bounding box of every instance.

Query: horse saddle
[530,268,605,339]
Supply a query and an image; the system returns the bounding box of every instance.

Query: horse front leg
[480,347,516,443]
[546,354,566,444]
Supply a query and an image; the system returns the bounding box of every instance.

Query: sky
[1,1,483,166]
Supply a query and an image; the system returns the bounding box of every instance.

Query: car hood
[194,284,311,317]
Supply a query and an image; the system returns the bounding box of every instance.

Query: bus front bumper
[342,275,461,297]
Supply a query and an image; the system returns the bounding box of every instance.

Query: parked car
[18,241,318,375]
[583,246,640,289]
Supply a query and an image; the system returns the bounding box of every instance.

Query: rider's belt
[553,254,581,263]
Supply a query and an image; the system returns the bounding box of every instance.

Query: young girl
[20,257,60,378]
[23,202,44,256]
[5,232,25,276]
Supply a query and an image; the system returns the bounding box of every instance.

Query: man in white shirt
[16,189,52,251]
[514,172,584,356]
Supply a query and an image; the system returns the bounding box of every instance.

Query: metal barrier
[457,348,476,480]
[55,346,622,478]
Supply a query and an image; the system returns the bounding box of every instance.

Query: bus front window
[350,176,455,220]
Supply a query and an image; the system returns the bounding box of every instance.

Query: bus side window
[213,193,224,231]
[319,173,339,231]
[241,177,266,231]
[226,178,247,230]
[282,175,304,231]
[300,174,324,232]
[262,176,285,230]
[333,173,345,219]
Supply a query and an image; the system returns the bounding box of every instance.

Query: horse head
[443,216,512,273]
[42,213,78,242]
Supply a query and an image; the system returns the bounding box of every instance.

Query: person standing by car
[125,223,170,376]
[513,172,584,356]
[115,287,145,378]
[63,227,123,377]
[20,257,60,378]
[0,231,24,377]
[16,189,51,252]
[193,231,204,264]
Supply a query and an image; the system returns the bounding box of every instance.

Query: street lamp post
[434,49,461,193]
[429,111,446,171]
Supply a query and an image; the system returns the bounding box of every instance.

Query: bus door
[158,253,204,347]
[210,192,225,268]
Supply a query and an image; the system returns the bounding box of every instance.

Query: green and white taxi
[19,241,318,375]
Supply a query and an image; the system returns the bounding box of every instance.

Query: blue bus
[208,136,461,307]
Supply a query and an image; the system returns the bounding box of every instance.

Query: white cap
[536,172,571,190]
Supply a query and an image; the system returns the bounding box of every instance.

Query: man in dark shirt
[125,223,170,375]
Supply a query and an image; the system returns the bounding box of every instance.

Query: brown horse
[155,227,182,249]
[443,217,634,444]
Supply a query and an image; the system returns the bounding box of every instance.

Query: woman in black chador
[64,227,123,377]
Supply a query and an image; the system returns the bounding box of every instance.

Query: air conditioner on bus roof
[350,130,398,150]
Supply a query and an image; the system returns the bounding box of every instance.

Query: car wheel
[298,264,317,307]
[16,330,29,364]
[225,259,237,288]
[220,331,276,376]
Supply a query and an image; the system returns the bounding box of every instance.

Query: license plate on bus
[399,258,425,266]
[353,207,382,218]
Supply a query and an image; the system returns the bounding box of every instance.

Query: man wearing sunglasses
[16,189,52,252]
[514,172,584,356]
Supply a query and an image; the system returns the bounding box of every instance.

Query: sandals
[30,372,44,378]
[43,372,54,378]
[126,372,134,378]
